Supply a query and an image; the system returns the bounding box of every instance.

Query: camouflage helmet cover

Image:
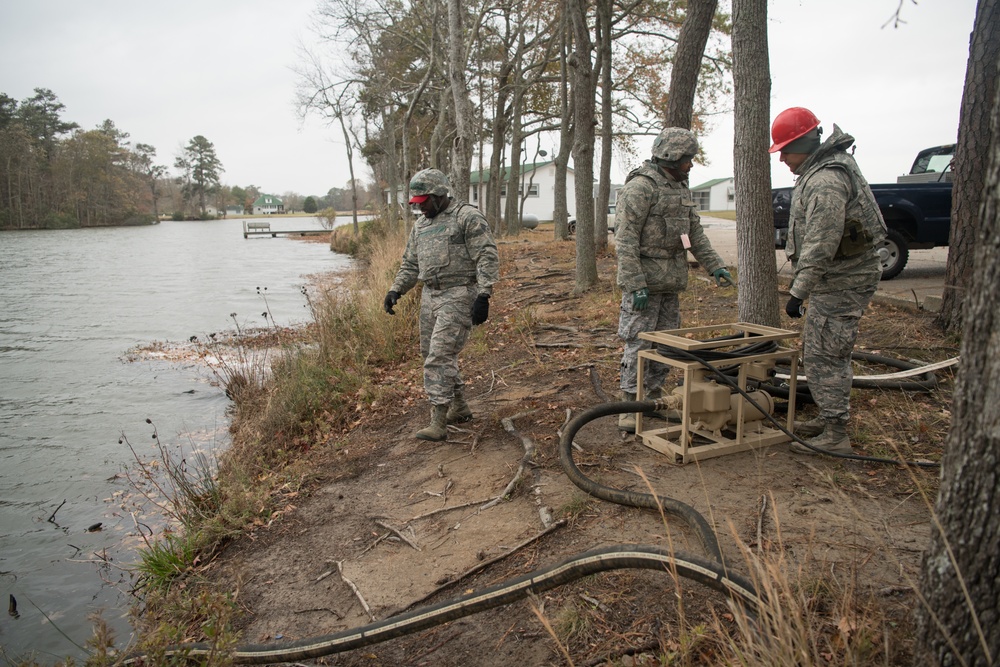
[650,127,699,163]
[409,168,450,202]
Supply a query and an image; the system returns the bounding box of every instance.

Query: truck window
[909,144,955,174]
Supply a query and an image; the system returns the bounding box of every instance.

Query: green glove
[631,287,649,311]
[712,268,734,287]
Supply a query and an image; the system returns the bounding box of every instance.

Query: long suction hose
[122,401,763,664]
[123,544,760,664]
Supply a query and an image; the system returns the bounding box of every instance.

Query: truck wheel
[878,229,909,280]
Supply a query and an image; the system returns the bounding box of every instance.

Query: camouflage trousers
[802,286,876,423]
[618,291,681,394]
[419,284,475,405]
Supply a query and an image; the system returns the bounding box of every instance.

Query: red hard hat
[769,107,820,153]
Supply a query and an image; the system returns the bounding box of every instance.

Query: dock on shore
[242,221,330,239]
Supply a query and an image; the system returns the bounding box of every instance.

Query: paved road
[698,216,948,312]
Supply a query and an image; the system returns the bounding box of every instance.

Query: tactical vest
[793,152,887,260]
[623,163,693,260]
[415,202,480,289]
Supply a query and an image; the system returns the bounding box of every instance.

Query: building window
[501,183,540,198]
[693,191,710,211]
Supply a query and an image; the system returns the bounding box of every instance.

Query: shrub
[42,211,79,229]
[317,206,338,229]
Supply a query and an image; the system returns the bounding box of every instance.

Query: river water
[0,217,351,662]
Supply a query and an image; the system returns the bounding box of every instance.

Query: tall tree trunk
[569,0,598,292]
[917,55,1000,664]
[447,0,474,201]
[487,67,511,235]
[665,0,718,129]
[336,110,360,234]
[594,0,612,254]
[553,7,573,241]
[504,91,525,236]
[937,0,1000,333]
[731,0,778,327]
[383,107,402,227]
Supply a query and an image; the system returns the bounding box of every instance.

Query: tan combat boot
[618,392,637,433]
[447,389,473,424]
[790,421,854,455]
[793,416,824,438]
[416,404,450,441]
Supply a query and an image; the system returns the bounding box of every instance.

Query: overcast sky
[1,0,978,197]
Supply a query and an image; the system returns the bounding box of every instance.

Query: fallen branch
[336,561,376,621]
[375,520,421,551]
[535,342,616,349]
[356,531,390,558]
[47,499,66,524]
[590,365,612,402]
[556,408,585,453]
[481,411,539,510]
[408,498,494,522]
[397,519,568,612]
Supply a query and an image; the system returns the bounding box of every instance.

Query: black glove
[785,295,804,318]
[471,294,490,325]
[383,290,401,315]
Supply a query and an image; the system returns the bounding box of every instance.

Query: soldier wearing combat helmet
[769,107,886,456]
[613,127,734,433]
[384,168,499,441]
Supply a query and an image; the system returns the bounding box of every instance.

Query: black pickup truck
[773,144,953,279]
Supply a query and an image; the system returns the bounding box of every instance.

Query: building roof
[470,161,574,185]
[253,194,283,206]
[690,177,733,191]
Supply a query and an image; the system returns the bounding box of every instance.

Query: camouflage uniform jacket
[391,199,499,296]
[786,125,886,299]
[614,161,725,294]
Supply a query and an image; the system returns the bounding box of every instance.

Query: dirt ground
[198,231,954,666]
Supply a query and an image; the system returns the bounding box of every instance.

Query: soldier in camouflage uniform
[769,107,886,455]
[384,168,499,442]
[614,127,734,433]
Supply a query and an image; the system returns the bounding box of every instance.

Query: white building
[690,177,735,212]
[384,161,578,222]
[252,194,284,215]
[469,161,577,221]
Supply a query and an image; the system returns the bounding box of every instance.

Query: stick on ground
[336,560,376,621]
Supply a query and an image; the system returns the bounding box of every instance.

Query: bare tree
[938,0,1000,333]
[592,0,613,253]
[568,0,598,291]
[731,0,778,326]
[447,0,475,200]
[552,5,574,241]
[665,0,719,130]
[916,54,1000,663]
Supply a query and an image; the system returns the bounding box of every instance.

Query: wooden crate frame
[635,322,799,464]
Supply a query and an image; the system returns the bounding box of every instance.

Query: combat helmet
[650,128,699,165]
[409,168,450,203]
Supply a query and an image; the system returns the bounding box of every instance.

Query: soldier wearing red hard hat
[384,168,499,442]
[769,107,887,456]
